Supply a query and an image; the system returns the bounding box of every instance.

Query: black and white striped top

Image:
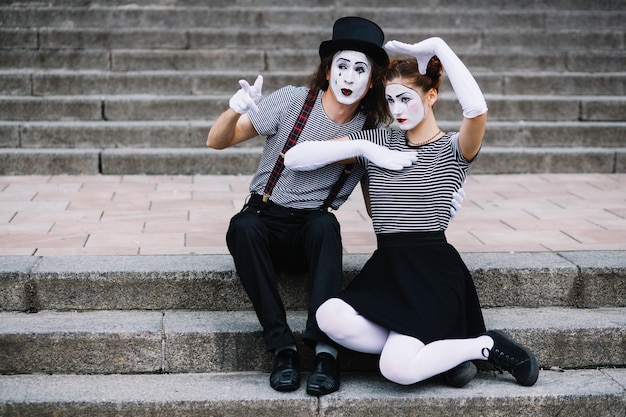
[351,129,473,234]
[248,86,368,210]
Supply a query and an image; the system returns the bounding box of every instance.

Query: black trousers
[226,195,343,352]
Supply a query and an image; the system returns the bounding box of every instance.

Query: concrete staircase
[1,1,625,416]
[1,252,625,415]
[0,0,625,175]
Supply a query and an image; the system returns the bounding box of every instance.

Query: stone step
[1,307,624,374]
[1,145,625,175]
[3,26,623,52]
[3,120,625,149]
[1,369,624,417]
[1,94,624,123]
[1,5,623,30]
[2,252,625,313]
[0,0,618,10]
[2,70,625,97]
[1,48,624,72]
[0,0,623,177]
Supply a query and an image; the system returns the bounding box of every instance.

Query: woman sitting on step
[285,37,539,388]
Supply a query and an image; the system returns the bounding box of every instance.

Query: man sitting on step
[206,17,466,396]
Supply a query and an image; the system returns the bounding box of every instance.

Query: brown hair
[307,54,391,127]
[386,56,443,94]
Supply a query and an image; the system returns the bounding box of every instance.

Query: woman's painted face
[385,83,425,130]
[329,50,372,105]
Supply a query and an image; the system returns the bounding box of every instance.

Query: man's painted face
[329,51,372,105]
[385,83,425,130]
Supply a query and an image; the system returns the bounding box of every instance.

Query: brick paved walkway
[0,173,624,256]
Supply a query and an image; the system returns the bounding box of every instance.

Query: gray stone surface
[28,255,249,311]
[0,149,100,175]
[18,121,201,148]
[1,308,623,374]
[101,148,263,175]
[0,256,39,311]
[473,147,620,174]
[559,251,626,307]
[19,71,624,97]
[2,252,625,311]
[2,145,625,175]
[0,97,102,121]
[482,307,626,368]
[0,369,624,417]
[0,1,623,176]
[320,369,626,417]
[462,252,580,307]
[482,122,626,147]
[0,310,163,374]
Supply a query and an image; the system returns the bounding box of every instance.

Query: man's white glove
[450,187,466,219]
[285,140,417,171]
[229,75,263,114]
[385,38,487,119]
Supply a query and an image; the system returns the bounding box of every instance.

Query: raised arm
[206,75,263,149]
[385,37,487,161]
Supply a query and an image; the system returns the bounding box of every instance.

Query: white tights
[316,298,494,385]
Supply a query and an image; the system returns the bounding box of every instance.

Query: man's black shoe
[443,360,478,388]
[306,353,340,396]
[269,348,300,392]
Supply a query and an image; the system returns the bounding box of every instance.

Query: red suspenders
[262,89,318,203]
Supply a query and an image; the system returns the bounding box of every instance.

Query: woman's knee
[379,334,426,385]
[379,354,414,385]
[316,298,348,334]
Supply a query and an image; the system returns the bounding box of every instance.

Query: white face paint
[385,83,425,130]
[329,51,372,105]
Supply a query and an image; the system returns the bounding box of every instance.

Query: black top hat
[319,16,389,67]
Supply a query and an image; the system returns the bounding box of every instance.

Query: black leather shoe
[484,330,539,386]
[269,349,300,392]
[306,353,340,396]
[443,360,477,388]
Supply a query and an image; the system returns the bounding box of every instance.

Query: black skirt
[339,232,486,344]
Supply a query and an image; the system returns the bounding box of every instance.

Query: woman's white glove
[450,188,465,218]
[284,140,417,171]
[385,37,487,118]
[229,75,263,114]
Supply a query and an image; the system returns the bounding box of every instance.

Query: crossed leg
[316,298,493,385]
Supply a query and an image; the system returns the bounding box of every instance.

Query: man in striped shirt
[206,17,392,396]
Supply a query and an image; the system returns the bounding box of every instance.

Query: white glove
[449,187,466,219]
[284,140,417,171]
[229,75,263,114]
[385,37,487,119]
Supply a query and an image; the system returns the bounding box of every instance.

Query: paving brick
[1,173,624,256]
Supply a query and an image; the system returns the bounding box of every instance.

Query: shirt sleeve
[349,128,391,165]
[248,85,297,137]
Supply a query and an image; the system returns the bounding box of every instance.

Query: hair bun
[426,56,443,80]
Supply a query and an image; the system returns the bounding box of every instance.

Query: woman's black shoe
[306,353,340,396]
[443,360,477,388]
[269,349,300,392]
[483,330,539,386]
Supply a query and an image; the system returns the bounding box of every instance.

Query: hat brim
[319,39,389,67]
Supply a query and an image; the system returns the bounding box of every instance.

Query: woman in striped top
[285,37,539,388]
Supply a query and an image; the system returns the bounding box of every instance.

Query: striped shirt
[248,86,369,210]
[351,129,473,234]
